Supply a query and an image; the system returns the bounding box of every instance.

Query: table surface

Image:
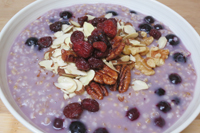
[0,0,200,132]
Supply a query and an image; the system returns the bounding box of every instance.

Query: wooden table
[0,0,200,132]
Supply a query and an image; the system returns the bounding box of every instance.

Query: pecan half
[94,65,118,85]
[86,82,108,100]
[106,36,125,61]
[61,49,77,62]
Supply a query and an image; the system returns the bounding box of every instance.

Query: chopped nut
[123,45,132,55]
[130,47,147,56]
[158,36,167,49]
[123,25,136,34]
[138,36,154,46]
[132,80,148,91]
[120,55,130,62]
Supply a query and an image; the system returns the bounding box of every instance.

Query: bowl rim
[0,0,200,133]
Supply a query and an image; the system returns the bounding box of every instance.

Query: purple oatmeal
[7,3,197,133]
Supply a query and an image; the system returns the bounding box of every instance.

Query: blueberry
[166,34,180,46]
[169,73,182,84]
[155,88,166,96]
[53,118,63,130]
[62,21,70,25]
[154,24,164,30]
[130,10,137,14]
[106,11,118,16]
[25,37,38,46]
[156,101,171,113]
[139,23,152,33]
[69,121,87,133]
[154,116,166,128]
[93,127,109,133]
[60,11,73,19]
[126,107,140,121]
[144,16,155,24]
[49,21,63,32]
[173,52,186,63]
[172,97,181,105]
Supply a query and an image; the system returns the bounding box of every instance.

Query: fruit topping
[93,127,109,133]
[53,118,63,130]
[156,101,171,113]
[62,21,70,25]
[25,37,38,46]
[106,11,118,16]
[155,88,166,96]
[75,57,90,71]
[172,97,181,105]
[102,19,117,38]
[154,116,166,128]
[93,41,107,52]
[154,24,164,30]
[169,73,182,84]
[144,16,155,24]
[130,10,137,14]
[88,57,104,69]
[93,49,109,59]
[38,36,52,48]
[149,29,161,40]
[69,121,87,133]
[166,34,180,46]
[91,18,107,27]
[126,107,140,121]
[63,103,83,119]
[71,31,85,44]
[49,21,63,32]
[173,52,186,63]
[78,16,88,27]
[72,41,94,58]
[139,23,152,33]
[60,11,73,19]
[81,98,99,112]
[88,35,99,44]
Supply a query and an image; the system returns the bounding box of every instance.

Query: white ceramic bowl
[1,0,200,132]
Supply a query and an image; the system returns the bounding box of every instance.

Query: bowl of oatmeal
[0,0,200,133]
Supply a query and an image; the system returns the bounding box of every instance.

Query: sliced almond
[54,31,64,38]
[123,25,136,34]
[62,24,70,32]
[39,60,53,71]
[120,55,130,62]
[104,13,113,19]
[79,70,95,86]
[132,80,149,91]
[73,27,84,32]
[86,15,95,20]
[52,49,62,57]
[65,63,87,76]
[129,40,145,47]
[130,54,136,62]
[64,93,70,100]
[158,36,167,49]
[70,20,80,27]
[52,34,71,47]
[69,93,76,98]
[61,43,71,51]
[54,82,74,90]
[111,60,133,65]
[123,32,138,40]
[74,79,85,95]
[52,56,67,66]
[44,52,50,60]
[83,22,95,37]
[102,59,119,72]
[63,25,73,33]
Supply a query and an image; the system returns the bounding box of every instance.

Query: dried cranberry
[69,121,87,133]
[92,29,104,36]
[88,35,99,44]
[88,57,104,69]
[154,116,166,128]
[144,16,155,24]
[38,36,52,48]
[94,127,109,133]
[169,73,182,84]
[156,101,171,113]
[93,49,109,59]
[60,11,73,19]
[71,31,85,44]
[78,16,88,27]
[75,58,90,71]
[91,18,107,27]
[126,107,140,121]
[81,98,99,112]
[49,21,63,32]
[102,19,117,38]
[53,118,63,130]
[93,41,107,52]
[97,23,104,30]
[73,41,93,58]
[63,103,83,119]
[108,18,117,27]
[149,29,161,40]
